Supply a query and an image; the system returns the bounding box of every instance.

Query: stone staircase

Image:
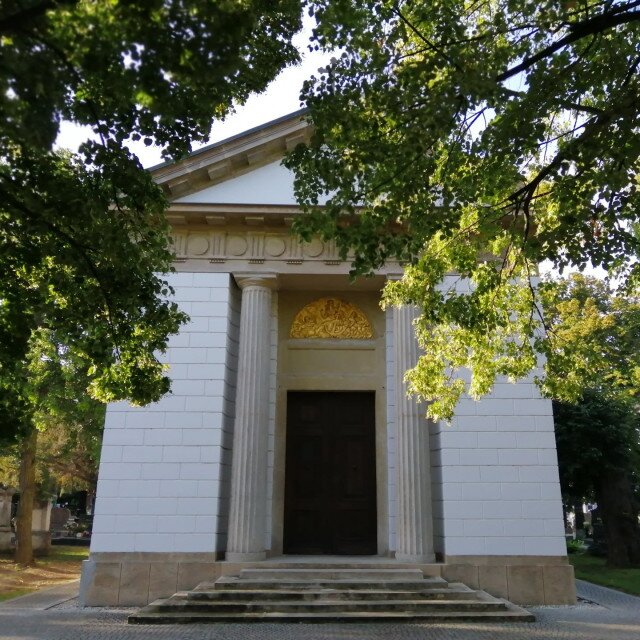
[129,566,534,623]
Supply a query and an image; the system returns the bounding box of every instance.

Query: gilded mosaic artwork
[290,297,374,339]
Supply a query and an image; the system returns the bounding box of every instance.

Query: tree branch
[497,2,640,82]
[503,88,605,115]
[392,3,463,72]
[0,0,76,34]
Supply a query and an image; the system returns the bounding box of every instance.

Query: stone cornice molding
[233,273,278,290]
[166,203,303,228]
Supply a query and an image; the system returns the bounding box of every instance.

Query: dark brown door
[284,391,377,555]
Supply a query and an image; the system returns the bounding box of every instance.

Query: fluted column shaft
[226,274,275,562]
[393,304,435,563]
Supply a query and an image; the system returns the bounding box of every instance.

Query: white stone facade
[92,272,238,554]
[430,387,565,558]
[80,111,573,607]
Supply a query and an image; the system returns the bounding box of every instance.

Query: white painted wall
[91,272,234,554]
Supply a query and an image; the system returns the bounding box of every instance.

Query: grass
[38,545,90,563]
[0,545,89,602]
[569,553,640,596]
[0,588,31,603]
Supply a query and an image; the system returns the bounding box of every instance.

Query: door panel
[284,391,377,555]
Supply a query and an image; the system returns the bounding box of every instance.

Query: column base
[225,551,267,562]
[395,551,436,563]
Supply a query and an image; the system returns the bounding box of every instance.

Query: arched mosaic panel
[289,297,374,339]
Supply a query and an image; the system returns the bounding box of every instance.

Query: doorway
[283,391,377,555]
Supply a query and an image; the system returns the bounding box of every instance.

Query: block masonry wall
[430,275,566,559]
[91,272,234,554]
[431,384,566,558]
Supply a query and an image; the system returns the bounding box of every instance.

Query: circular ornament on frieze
[265,236,286,257]
[187,234,209,256]
[226,235,248,256]
[303,238,324,258]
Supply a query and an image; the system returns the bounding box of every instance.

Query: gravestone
[32,499,52,555]
[0,487,16,552]
[50,506,71,537]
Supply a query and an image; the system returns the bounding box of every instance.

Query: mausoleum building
[79,110,575,607]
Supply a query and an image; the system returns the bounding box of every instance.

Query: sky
[56,22,331,169]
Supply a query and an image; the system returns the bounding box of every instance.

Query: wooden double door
[283,391,377,555]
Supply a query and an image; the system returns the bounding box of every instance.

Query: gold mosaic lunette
[290,297,374,339]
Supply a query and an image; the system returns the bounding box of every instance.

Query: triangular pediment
[151,109,312,206]
[173,160,299,206]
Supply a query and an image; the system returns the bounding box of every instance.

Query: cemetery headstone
[0,487,16,552]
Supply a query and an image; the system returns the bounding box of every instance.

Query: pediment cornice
[151,109,310,201]
[165,202,302,228]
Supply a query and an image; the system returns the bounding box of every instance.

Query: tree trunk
[597,470,640,568]
[15,425,37,565]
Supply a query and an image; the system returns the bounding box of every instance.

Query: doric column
[226,273,276,562]
[393,303,435,563]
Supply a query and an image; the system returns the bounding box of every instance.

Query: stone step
[187,587,479,602]
[208,575,449,591]
[235,561,442,573]
[129,607,535,624]
[128,568,535,624]
[237,568,426,581]
[142,597,510,615]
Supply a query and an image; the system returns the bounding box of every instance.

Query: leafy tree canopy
[0,327,104,492]
[554,390,639,508]
[287,0,640,418]
[543,275,640,492]
[554,388,640,566]
[540,273,640,401]
[0,0,302,440]
[548,275,640,568]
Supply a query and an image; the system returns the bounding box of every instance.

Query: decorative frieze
[171,229,342,265]
[170,228,402,275]
[170,230,344,265]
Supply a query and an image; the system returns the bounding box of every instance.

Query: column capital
[233,272,278,290]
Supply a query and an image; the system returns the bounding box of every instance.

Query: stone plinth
[32,499,52,556]
[0,487,16,552]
